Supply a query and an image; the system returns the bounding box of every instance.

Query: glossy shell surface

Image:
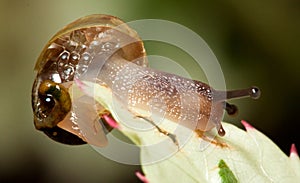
[32,14,147,145]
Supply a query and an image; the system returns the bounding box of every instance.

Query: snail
[32,14,260,146]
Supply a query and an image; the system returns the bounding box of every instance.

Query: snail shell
[32,14,146,145]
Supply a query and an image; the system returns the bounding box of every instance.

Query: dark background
[0,0,299,182]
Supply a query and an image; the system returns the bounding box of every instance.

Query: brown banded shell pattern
[32,14,147,144]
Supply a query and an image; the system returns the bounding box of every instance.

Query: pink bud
[290,144,299,157]
[241,120,254,131]
[74,78,85,90]
[135,171,149,183]
[102,114,120,129]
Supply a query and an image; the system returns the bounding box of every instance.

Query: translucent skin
[97,57,225,134]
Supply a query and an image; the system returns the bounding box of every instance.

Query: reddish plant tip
[74,78,84,89]
[290,144,298,157]
[135,171,149,183]
[103,114,120,129]
[241,120,254,131]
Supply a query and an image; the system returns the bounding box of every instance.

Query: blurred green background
[0,0,299,182]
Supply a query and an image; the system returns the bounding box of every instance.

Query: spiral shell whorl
[32,14,147,145]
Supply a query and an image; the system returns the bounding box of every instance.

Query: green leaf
[218,159,238,183]
[80,81,300,183]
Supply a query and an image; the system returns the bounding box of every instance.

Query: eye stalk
[211,86,261,136]
[208,86,261,136]
[225,86,261,100]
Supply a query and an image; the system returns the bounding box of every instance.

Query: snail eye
[38,94,55,118]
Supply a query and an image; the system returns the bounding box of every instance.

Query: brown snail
[32,14,260,146]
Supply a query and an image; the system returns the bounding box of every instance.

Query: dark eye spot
[38,94,55,118]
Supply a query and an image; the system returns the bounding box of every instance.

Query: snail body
[32,14,260,146]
